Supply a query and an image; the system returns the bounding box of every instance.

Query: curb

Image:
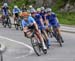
[60,24,75,28]
[60,24,75,33]
[61,30,75,33]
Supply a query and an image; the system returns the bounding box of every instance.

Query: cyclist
[1,3,11,27]
[40,7,48,25]
[21,12,47,50]
[13,5,21,20]
[40,7,45,20]
[13,5,21,30]
[46,8,64,43]
[36,7,48,26]
[31,10,51,48]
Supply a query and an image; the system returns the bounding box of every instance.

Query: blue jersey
[33,14,42,27]
[13,8,21,14]
[33,14,46,30]
[40,12,46,21]
[46,13,58,25]
[2,7,9,16]
[46,12,60,27]
[22,16,35,28]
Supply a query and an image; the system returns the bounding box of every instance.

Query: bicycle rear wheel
[56,33,62,47]
[3,18,7,28]
[52,31,62,47]
[8,18,12,28]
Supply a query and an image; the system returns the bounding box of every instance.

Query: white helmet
[41,7,45,10]
[3,3,8,7]
[29,5,32,8]
[30,9,36,13]
[14,5,18,8]
[37,8,41,12]
[45,8,52,12]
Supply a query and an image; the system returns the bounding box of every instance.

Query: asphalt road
[0,24,75,61]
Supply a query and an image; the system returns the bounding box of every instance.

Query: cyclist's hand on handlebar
[27,23,33,27]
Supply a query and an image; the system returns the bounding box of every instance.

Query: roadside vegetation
[0,0,75,25]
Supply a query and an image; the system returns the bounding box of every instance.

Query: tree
[0,0,3,3]
[42,0,49,8]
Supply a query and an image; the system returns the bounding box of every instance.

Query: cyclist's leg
[40,26,51,46]
[35,29,47,50]
[1,15,5,25]
[55,27,64,43]
[53,23,64,43]
[14,13,19,30]
[14,14,16,23]
[32,23,47,50]
[7,15,9,24]
[24,31,32,38]
[46,24,53,37]
[44,30,51,44]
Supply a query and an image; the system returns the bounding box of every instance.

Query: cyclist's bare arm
[44,19,50,28]
[44,15,49,26]
[23,26,28,32]
[13,14,15,19]
[23,22,38,32]
[40,17,44,26]
[33,22,39,31]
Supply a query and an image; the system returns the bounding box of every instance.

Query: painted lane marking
[0,36,34,58]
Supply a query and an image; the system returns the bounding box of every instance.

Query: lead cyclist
[21,12,47,51]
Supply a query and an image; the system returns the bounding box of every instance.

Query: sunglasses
[23,16,28,18]
[47,11,51,13]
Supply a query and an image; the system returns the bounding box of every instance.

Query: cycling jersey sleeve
[29,16,36,24]
[18,8,21,12]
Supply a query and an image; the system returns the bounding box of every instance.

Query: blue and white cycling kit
[13,8,21,18]
[33,14,45,30]
[46,12,60,28]
[40,12,46,21]
[35,13,51,46]
[13,8,21,14]
[2,7,9,16]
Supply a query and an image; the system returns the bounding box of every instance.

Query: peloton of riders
[0,3,64,52]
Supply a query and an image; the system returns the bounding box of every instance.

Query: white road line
[0,36,34,58]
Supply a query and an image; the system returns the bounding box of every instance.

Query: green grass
[56,12,75,25]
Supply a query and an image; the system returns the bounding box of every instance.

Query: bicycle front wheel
[31,37,42,56]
